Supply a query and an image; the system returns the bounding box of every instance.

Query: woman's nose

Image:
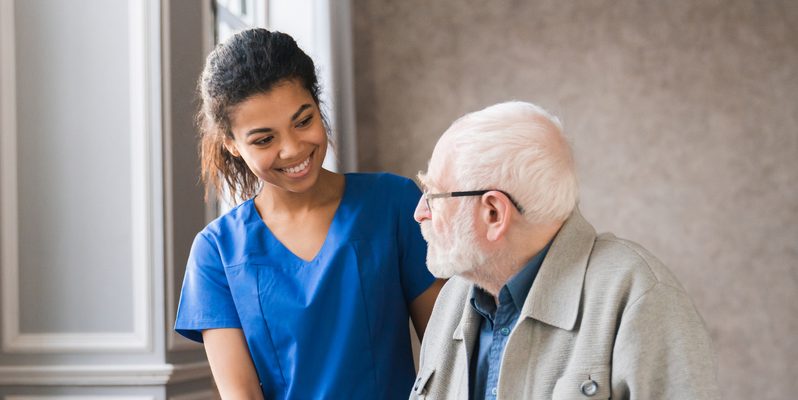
[280,132,301,158]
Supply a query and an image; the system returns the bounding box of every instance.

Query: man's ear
[223,137,241,158]
[479,191,513,242]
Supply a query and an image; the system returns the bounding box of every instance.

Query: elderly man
[410,102,719,400]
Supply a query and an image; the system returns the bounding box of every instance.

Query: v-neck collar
[248,174,351,264]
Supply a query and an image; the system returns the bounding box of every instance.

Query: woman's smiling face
[225,79,328,195]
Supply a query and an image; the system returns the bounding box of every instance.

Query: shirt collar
[470,288,496,321]
[506,242,550,310]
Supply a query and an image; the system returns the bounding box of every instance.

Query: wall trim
[8,397,155,400]
[0,362,210,386]
[0,0,21,354]
[3,332,150,352]
[169,389,217,400]
[0,0,153,353]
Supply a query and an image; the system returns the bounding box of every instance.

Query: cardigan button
[580,379,598,396]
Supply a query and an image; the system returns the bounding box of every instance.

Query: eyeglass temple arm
[450,190,525,214]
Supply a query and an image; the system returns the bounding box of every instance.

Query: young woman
[174,29,443,399]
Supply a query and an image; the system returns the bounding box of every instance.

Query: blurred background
[0,0,795,399]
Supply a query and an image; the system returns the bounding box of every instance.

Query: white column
[0,0,213,398]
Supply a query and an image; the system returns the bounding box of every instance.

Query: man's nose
[414,197,430,223]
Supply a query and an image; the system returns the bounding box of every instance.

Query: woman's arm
[203,328,264,400]
[409,279,445,341]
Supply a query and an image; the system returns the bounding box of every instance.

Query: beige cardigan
[410,210,720,400]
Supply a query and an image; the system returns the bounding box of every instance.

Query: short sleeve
[174,232,242,342]
[395,177,436,303]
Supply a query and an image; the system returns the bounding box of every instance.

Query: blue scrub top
[175,173,435,399]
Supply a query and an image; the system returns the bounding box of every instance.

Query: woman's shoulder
[345,172,419,195]
[343,173,421,227]
[199,198,257,240]
[188,199,259,266]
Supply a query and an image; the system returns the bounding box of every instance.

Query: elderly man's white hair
[445,101,578,224]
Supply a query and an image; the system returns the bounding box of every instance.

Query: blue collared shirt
[468,244,551,400]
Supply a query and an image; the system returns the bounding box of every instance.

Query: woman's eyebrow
[291,104,312,121]
[244,104,313,136]
[246,127,272,136]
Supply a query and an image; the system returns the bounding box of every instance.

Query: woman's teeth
[282,156,311,174]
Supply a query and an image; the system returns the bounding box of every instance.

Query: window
[215,0,267,42]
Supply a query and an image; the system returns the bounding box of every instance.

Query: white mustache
[420,222,433,242]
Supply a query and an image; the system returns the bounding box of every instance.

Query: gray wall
[354,1,797,399]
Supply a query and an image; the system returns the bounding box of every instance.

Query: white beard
[420,204,488,279]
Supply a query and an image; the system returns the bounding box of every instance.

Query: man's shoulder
[583,232,688,303]
[426,277,471,327]
[435,276,471,309]
[440,275,472,298]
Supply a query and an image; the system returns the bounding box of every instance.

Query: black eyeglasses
[424,190,525,214]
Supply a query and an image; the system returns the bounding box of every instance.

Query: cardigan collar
[520,208,596,330]
[453,208,596,338]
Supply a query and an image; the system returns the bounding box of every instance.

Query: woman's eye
[253,136,273,145]
[296,116,312,128]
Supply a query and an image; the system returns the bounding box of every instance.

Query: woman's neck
[254,169,345,216]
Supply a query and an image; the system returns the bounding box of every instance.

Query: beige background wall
[353,1,797,399]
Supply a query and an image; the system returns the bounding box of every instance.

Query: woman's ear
[479,191,512,242]
[223,137,241,158]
